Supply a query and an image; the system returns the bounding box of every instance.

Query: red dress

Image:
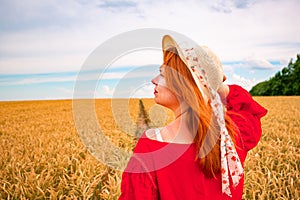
[119,85,268,200]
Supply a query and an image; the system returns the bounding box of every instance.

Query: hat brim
[162,35,210,103]
[162,35,189,67]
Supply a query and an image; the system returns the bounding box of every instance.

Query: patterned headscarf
[162,35,244,197]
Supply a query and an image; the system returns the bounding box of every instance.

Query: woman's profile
[119,35,267,200]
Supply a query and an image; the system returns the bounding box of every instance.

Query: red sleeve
[226,85,268,151]
[119,137,159,200]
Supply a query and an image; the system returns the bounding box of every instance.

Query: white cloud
[230,73,262,91]
[207,0,256,13]
[110,50,162,68]
[0,0,299,76]
[58,87,74,95]
[1,0,300,100]
[223,64,235,75]
[95,81,155,98]
[131,82,154,98]
[242,57,276,70]
[0,71,140,86]
[0,75,77,86]
[101,85,115,97]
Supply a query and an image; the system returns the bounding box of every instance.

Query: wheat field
[0,97,299,199]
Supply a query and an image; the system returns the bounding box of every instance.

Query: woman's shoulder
[133,128,166,153]
[144,128,157,140]
[145,128,164,142]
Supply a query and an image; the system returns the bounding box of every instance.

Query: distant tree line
[250,54,300,96]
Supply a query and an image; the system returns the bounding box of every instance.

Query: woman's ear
[222,75,227,82]
[217,83,229,102]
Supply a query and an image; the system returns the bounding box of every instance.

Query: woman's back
[120,131,244,200]
[119,85,267,200]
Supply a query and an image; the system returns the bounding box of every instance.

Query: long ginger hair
[163,47,237,178]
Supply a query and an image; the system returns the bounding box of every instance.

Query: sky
[0,0,299,101]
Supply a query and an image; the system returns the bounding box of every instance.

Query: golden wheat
[0,97,299,199]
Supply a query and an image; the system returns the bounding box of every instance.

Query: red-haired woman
[119,35,267,200]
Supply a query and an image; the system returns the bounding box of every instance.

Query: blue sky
[0,0,299,101]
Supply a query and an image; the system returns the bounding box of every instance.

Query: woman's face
[151,66,180,110]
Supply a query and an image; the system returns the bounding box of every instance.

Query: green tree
[250,54,300,96]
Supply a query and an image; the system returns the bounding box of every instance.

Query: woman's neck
[161,102,195,144]
[173,101,190,119]
[163,117,194,144]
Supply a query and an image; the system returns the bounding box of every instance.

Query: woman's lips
[154,89,158,94]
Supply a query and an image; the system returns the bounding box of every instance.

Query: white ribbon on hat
[181,47,244,197]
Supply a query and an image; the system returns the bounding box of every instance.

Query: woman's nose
[151,75,159,85]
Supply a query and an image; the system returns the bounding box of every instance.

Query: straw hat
[162,35,224,102]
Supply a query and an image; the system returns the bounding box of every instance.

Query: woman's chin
[153,97,162,105]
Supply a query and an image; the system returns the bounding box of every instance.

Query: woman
[119,35,267,199]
